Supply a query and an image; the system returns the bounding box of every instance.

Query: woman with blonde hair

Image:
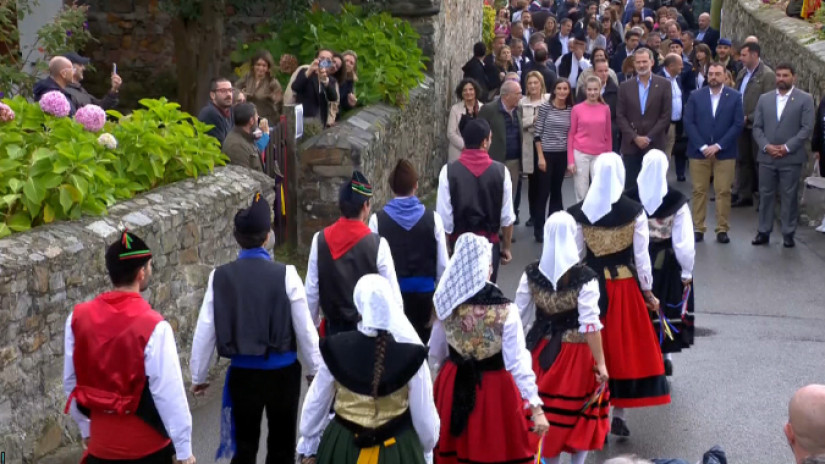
[520,71,551,227]
[237,50,283,122]
[568,76,612,201]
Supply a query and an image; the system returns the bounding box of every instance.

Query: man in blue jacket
[683,62,744,244]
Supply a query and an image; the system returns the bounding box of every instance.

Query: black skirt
[649,241,695,353]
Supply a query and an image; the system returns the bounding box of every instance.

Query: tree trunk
[171,0,226,114]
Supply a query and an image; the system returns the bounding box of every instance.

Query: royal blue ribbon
[215,368,236,461]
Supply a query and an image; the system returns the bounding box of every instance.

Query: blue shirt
[499,100,522,160]
[637,76,651,116]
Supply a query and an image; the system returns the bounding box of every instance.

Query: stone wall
[722,0,825,101]
[0,167,274,463]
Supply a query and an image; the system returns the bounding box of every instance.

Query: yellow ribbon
[356,437,396,464]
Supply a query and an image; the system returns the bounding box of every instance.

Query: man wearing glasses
[198,77,236,146]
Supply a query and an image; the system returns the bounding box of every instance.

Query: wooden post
[283,104,300,250]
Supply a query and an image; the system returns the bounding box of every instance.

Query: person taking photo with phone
[291,48,339,128]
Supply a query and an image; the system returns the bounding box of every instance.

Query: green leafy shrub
[0,97,226,238]
[482,3,497,51]
[232,4,427,107]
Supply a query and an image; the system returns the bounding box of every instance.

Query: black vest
[568,195,644,270]
[212,259,296,358]
[447,161,505,237]
[317,232,380,324]
[376,210,437,280]
[625,187,688,220]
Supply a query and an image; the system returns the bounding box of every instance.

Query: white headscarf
[539,211,581,288]
[433,233,492,320]
[637,149,669,215]
[354,274,422,346]
[581,152,626,223]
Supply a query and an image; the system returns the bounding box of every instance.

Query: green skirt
[317,418,427,464]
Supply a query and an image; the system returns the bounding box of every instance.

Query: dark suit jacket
[462,57,491,102]
[752,87,816,166]
[557,52,591,84]
[695,27,720,51]
[616,74,673,155]
[478,97,523,163]
[683,86,744,160]
[483,54,503,97]
[735,62,776,129]
[547,34,569,63]
[610,46,634,76]
[576,79,619,122]
[521,62,557,96]
[812,96,825,160]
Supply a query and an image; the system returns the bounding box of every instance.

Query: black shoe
[535,235,544,243]
[664,358,673,376]
[752,233,770,246]
[611,417,630,437]
[694,232,704,243]
[732,198,754,208]
[716,232,730,244]
[677,176,686,182]
[514,216,520,225]
[732,193,740,203]
[783,235,795,248]
[525,218,534,227]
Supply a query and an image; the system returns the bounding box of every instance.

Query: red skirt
[434,360,535,464]
[601,278,671,408]
[532,340,609,456]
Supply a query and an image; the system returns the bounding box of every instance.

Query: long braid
[370,330,389,417]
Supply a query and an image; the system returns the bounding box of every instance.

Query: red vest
[66,291,172,460]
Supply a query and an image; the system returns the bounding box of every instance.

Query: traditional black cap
[63,52,90,65]
[461,118,491,149]
[670,38,684,47]
[340,171,373,205]
[105,229,152,275]
[718,38,732,47]
[234,192,271,233]
[573,30,587,43]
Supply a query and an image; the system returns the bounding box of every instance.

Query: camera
[319,59,332,69]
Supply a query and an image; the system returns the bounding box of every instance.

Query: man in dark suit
[577,58,620,151]
[616,47,673,189]
[510,22,533,61]
[751,63,815,248]
[484,35,508,97]
[610,29,641,75]
[694,13,720,51]
[659,53,690,182]
[521,46,557,93]
[462,42,492,102]
[733,42,776,207]
[683,62,744,244]
[511,39,531,80]
[548,18,573,63]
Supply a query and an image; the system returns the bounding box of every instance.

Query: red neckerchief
[323,217,371,260]
[458,148,493,177]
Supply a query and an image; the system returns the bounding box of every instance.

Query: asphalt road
[189,171,825,464]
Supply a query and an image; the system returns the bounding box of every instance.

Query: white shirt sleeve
[633,212,653,291]
[377,237,404,307]
[305,233,321,327]
[577,279,603,333]
[427,319,449,372]
[145,322,193,460]
[190,270,217,385]
[296,361,335,456]
[433,213,450,283]
[63,314,90,438]
[500,165,516,227]
[436,165,453,234]
[575,224,587,260]
[286,265,322,375]
[672,204,695,279]
[502,304,541,407]
[368,213,378,233]
[514,273,536,333]
[408,361,440,454]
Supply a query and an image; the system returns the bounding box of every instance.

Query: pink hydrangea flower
[39,91,71,117]
[0,102,14,123]
[75,104,106,132]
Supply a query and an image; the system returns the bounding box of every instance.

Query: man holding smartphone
[290,48,339,128]
[62,52,122,110]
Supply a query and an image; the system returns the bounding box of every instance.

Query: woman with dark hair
[691,43,712,90]
[533,78,575,241]
[447,78,484,162]
[601,15,622,57]
[627,10,643,28]
[237,49,283,122]
[296,274,438,464]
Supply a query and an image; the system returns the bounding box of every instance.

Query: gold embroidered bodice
[333,382,410,429]
[528,276,586,343]
[444,303,509,360]
[648,215,675,242]
[581,221,635,257]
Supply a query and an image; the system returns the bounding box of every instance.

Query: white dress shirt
[435,163,516,234]
[710,87,723,117]
[574,212,654,290]
[515,275,603,334]
[739,63,758,96]
[64,316,193,460]
[428,302,542,407]
[560,34,570,56]
[671,204,695,280]
[368,209,450,283]
[663,69,682,121]
[190,265,322,385]
[776,87,794,121]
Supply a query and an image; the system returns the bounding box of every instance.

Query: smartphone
[113,63,117,75]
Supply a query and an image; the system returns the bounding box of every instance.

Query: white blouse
[428,302,542,408]
[514,273,603,334]
[671,203,695,280]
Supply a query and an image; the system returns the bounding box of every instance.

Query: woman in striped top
[532,78,574,242]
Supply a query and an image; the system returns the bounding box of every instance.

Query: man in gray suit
[751,63,815,248]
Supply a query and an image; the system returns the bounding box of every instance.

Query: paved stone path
[189,173,825,464]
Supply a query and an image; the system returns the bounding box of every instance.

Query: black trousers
[527,173,538,220]
[533,151,567,239]
[87,445,174,464]
[401,291,435,344]
[229,363,302,464]
[623,149,651,191]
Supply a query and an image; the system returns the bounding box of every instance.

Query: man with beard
[715,38,741,75]
[198,77,235,146]
[63,230,194,464]
[62,52,121,110]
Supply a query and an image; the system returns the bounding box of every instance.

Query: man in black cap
[63,230,194,464]
[555,31,592,91]
[190,192,320,464]
[62,52,122,110]
[305,171,403,336]
[436,118,515,283]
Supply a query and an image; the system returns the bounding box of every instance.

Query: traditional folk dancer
[296,274,439,464]
[435,119,515,283]
[429,233,549,464]
[369,159,449,343]
[306,171,402,335]
[626,150,695,375]
[566,152,670,439]
[515,212,609,464]
[64,230,194,464]
[189,193,321,464]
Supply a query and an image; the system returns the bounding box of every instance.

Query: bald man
[744,35,759,44]
[695,13,719,51]
[786,385,825,464]
[33,56,77,115]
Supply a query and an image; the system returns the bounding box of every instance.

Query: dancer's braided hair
[370,330,390,417]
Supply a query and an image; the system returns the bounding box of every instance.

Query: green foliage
[0,97,227,238]
[232,4,427,107]
[0,1,95,98]
[483,4,497,51]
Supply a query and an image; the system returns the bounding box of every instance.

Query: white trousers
[574,149,599,202]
